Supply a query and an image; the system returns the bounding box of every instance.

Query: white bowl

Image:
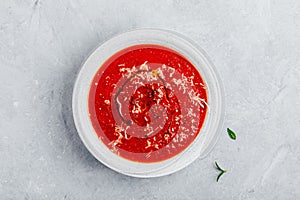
[72,29,224,178]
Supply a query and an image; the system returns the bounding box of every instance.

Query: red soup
[88,44,208,163]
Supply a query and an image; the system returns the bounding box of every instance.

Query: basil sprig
[215,162,227,182]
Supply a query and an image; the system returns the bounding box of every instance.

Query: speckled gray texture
[1,0,300,199]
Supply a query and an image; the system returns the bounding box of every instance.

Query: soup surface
[88,44,208,163]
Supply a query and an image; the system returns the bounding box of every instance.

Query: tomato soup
[88,44,208,163]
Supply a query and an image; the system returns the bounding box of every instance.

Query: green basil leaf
[215,161,222,171]
[217,171,225,182]
[215,162,226,172]
[227,128,236,140]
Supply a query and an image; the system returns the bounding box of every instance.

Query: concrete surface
[0,0,300,199]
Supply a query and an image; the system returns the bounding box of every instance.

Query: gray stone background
[1,0,300,199]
